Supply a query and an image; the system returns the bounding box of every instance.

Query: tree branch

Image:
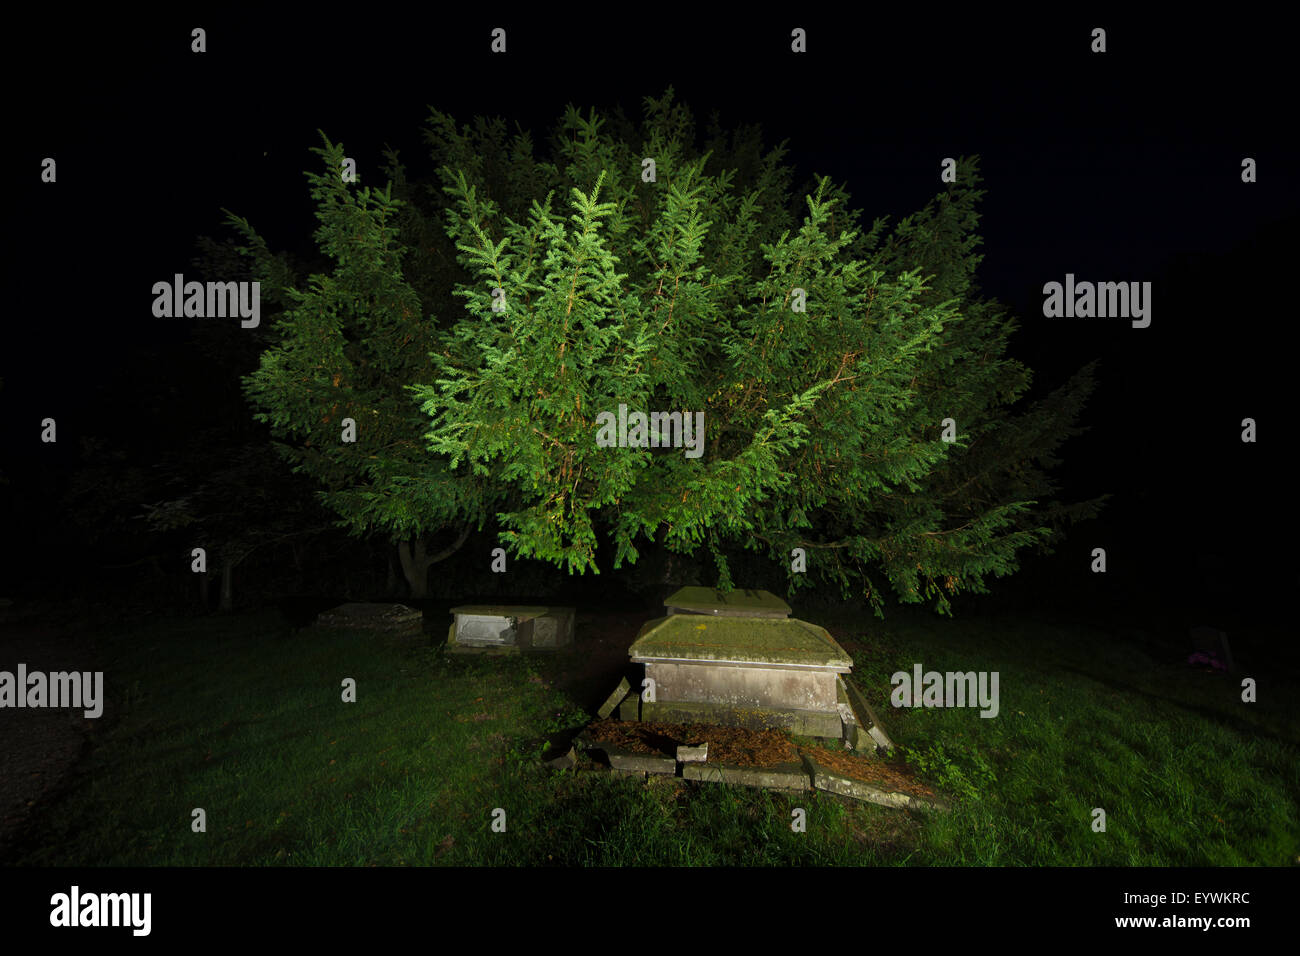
[427,524,473,564]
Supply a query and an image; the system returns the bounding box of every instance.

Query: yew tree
[235,89,1102,611]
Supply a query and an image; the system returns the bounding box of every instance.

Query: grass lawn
[12,605,1298,866]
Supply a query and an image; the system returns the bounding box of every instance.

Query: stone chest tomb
[630,609,852,739]
[447,604,575,652]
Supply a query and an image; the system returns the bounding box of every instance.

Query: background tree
[55,235,358,615]
[233,138,496,598]
[137,440,344,611]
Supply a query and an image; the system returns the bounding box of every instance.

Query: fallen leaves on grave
[584,720,798,766]
[584,720,939,799]
[805,745,938,799]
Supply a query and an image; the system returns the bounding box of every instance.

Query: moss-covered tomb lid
[664,587,791,618]
[631,616,851,670]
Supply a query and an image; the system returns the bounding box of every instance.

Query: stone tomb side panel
[646,661,837,712]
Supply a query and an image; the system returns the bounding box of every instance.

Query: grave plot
[575,588,919,806]
[629,614,853,740]
[609,590,893,751]
[311,603,424,641]
[446,605,575,654]
[574,719,944,811]
[801,746,946,811]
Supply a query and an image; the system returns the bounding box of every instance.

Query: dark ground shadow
[1057,663,1298,750]
[0,623,102,858]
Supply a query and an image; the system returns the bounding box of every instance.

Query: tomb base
[639,699,843,739]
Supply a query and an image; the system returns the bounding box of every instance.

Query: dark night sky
[5,10,1297,605]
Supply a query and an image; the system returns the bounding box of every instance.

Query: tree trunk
[397,538,430,599]
[397,527,472,599]
[385,548,399,597]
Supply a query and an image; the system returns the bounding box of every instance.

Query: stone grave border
[574,731,948,812]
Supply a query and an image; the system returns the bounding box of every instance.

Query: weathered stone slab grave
[447,605,575,653]
[313,603,424,638]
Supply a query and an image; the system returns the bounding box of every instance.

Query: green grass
[13,606,1298,865]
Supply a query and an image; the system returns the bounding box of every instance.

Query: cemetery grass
[10,606,1298,866]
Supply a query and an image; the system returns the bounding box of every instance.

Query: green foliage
[231,90,1105,612]
[411,89,1105,611]
[232,134,498,556]
[903,740,998,803]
